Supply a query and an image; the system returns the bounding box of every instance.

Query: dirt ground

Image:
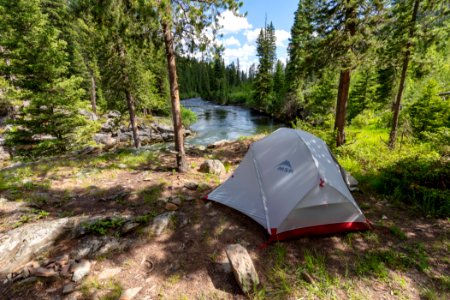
[0,137,449,299]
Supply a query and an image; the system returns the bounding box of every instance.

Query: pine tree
[254,21,277,112]
[286,0,383,146]
[348,66,377,121]
[273,60,286,112]
[0,0,86,157]
[156,0,242,172]
[387,0,450,148]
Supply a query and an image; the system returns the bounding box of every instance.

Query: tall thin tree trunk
[162,17,188,172]
[334,1,356,147]
[118,41,140,149]
[388,0,420,149]
[335,70,351,147]
[90,71,97,114]
[125,88,140,148]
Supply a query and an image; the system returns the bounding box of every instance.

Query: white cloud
[223,36,241,47]
[223,43,257,71]
[243,29,290,47]
[244,28,262,44]
[277,54,287,65]
[218,10,252,34]
[275,29,290,47]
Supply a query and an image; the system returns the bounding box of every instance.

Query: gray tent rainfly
[206,128,371,242]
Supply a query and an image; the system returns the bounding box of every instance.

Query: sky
[216,0,298,71]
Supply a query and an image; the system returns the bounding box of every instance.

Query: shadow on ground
[0,141,448,299]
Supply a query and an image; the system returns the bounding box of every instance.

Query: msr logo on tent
[276,160,294,174]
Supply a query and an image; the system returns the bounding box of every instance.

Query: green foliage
[389,225,407,240]
[334,126,448,217]
[83,217,126,235]
[0,0,87,157]
[13,209,50,228]
[296,250,337,298]
[177,53,251,106]
[181,107,198,127]
[0,77,13,116]
[254,22,277,112]
[377,156,449,217]
[348,67,378,121]
[408,80,450,140]
[292,115,335,148]
[356,244,430,279]
[139,184,164,205]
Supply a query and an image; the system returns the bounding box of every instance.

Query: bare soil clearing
[0,137,448,299]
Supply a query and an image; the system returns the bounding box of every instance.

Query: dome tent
[206,128,371,242]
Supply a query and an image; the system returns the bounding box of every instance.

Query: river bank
[182,98,284,145]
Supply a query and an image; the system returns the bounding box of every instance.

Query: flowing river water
[182,98,284,145]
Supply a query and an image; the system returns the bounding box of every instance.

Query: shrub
[181,107,198,127]
[377,156,449,217]
[408,80,450,139]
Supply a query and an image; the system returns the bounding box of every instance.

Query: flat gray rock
[62,282,76,294]
[0,218,70,277]
[71,260,91,282]
[150,212,174,236]
[98,267,122,280]
[121,222,140,234]
[119,287,143,300]
[225,244,259,294]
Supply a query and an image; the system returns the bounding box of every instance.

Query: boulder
[105,110,121,119]
[121,222,140,234]
[153,123,173,133]
[0,137,10,161]
[93,133,117,146]
[225,244,259,294]
[170,197,182,206]
[150,212,174,236]
[0,218,70,277]
[73,237,103,259]
[199,159,226,175]
[62,283,76,294]
[72,235,124,259]
[118,132,132,142]
[149,131,164,143]
[161,132,175,142]
[207,139,230,149]
[100,119,118,133]
[71,259,91,282]
[184,182,199,190]
[119,287,143,300]
[31,267,58,278]
[78,109,98,121]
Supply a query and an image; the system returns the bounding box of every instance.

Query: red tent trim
[259,221,372,248]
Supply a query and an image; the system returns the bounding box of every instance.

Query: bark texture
[162,16,188,172]
[334,1,356,147]
[335,70,351,147]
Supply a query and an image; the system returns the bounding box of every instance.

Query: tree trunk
[118,41,140,149]
[388,0,420,149]
[335,70,351,147]
[90,71,97,114]
[162,17,188,173]
[334,1,356,147]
